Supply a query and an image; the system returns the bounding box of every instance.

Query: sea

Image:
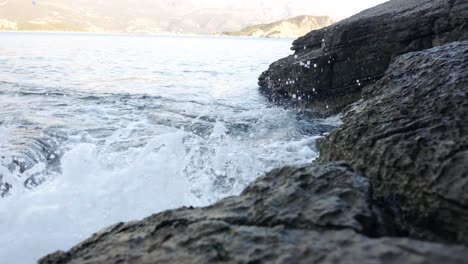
[0,32,339,263]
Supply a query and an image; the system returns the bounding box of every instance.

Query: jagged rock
[258,0,468,116]
[318,41,468,245]
[39,163,468,263]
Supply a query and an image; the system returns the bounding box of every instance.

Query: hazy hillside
[0,0,334,35]
[222,15,335,38]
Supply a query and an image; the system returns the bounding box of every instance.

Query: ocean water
[0,32,339,263]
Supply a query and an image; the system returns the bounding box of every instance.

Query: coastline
[0,29,295,40]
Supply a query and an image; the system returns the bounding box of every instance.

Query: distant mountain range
[222,16,335,38]
[0,0,335,36]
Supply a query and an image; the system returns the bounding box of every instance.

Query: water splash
[0,117,325,263]
[0,34,339,263]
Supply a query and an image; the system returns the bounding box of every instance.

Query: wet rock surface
[40,163,468,264]
[318,41,468,245]
[258,0,468,116]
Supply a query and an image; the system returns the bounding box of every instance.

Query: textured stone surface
[40,163,468,264]
[258,0,468,116]
[318,41,468,245]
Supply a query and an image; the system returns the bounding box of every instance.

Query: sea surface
[0,32,339,263]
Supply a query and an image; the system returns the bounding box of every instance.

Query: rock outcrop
[222,16,335,39]
[40,163,468,264]
[258,0,468,116]
[318,41,468,245]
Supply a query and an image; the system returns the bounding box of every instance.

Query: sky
[0,0,391,34]
[0,0,389,20]
[281,0,390,20]
[169,0,391,20]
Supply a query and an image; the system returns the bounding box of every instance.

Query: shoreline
[0,30,295,40]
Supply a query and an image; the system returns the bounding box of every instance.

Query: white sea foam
[0,120,320,263]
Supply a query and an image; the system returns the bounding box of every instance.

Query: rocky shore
[40,0,468,263]
[258,0,468,116]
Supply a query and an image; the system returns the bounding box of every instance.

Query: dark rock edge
[40,0,468,263]
[258,0,468,116]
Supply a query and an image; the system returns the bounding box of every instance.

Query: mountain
[0,0,334,35]
[222,15,335,38]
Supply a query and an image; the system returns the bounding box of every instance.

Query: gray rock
[318,41,468,245]
[39,163,468,264]
[258,0,468,116]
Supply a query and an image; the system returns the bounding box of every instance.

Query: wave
[0,117,326,263]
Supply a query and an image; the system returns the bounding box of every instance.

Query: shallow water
[0,32,339,263]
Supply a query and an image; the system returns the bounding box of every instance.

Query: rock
[318,41,468,245]
[39,163,468,264]
[258,0,468,116]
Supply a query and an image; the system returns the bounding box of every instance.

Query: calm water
[0,32,338,263]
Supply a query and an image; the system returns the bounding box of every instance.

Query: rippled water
[0,32,339,263]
